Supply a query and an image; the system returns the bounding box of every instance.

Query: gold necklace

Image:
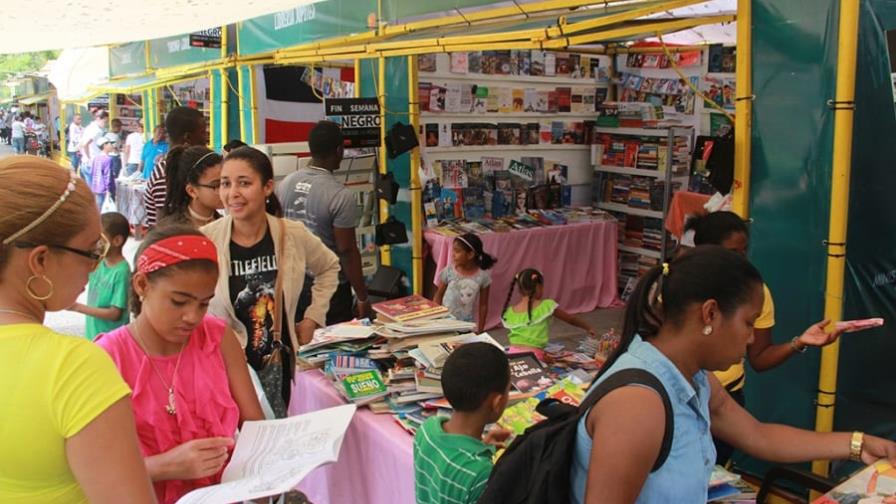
[188,205,215,224]
[0,308,39,322]
[130,323,187,416]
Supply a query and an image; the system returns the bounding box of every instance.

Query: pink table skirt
[289,370,415,504]
[425,220,619,330]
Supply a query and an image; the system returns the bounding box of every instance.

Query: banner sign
[325,97,381,148]
[190,28,222,49]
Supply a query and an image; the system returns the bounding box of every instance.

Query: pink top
[96,315,239,504]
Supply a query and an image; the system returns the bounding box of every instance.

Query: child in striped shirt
[413,343,511,504]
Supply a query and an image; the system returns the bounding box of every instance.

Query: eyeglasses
[14,234,111,271]
[194,182,221,191]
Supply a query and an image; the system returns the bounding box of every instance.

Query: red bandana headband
[136,235,218,275]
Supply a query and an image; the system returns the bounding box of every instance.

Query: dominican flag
[255,65,355,144]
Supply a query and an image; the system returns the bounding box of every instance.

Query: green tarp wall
[738,0,896,482]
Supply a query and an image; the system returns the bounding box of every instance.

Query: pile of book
[300,294,613,436]
[426,208,613,237]
[595,174,683,211]
[593,132,690,174]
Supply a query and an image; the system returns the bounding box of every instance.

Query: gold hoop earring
[26,275,54,301]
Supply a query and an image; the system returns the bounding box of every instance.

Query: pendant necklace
[131,324,187,416]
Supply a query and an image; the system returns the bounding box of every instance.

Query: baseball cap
[97,135,113,147]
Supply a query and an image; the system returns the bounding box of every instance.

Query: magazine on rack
[175,405,356,504]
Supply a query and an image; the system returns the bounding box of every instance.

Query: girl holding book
[501,268,596,361]
[434,233,496,333]
[95,225,265,504]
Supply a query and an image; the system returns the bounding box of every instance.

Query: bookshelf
[591,126,693,293]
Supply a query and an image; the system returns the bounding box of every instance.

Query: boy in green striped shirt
[413,343,512,504]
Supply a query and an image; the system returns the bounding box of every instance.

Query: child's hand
[68,303,84,313]
[483,427,512,449]
[588,328,597,338]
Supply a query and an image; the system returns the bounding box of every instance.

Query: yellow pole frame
[109,94,118,123]
[354,59,361,98]
[208,70,215,149]
[408,55,422,295]
[221,69,229,147]
[237,65,247,143]
[377,55,391,266]
[732,0,752,217]
[59,105,68,166]
[248,65,258,144]
[812,0,861,479]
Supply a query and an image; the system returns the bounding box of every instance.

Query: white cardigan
[202,213,341,351]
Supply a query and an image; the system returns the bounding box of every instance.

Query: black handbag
[375,171,400,205]
[375,216,409,245]
[385,121,419,159]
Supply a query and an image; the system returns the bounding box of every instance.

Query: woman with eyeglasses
[0,156,155,503]
[159,146,223,229]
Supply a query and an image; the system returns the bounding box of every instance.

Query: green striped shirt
[414,416,495,504]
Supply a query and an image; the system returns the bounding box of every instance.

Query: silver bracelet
[790,336,808,353]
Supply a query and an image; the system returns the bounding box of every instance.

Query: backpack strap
[579,368,674,472]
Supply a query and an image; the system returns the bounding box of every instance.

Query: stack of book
[610,175,632,204]
[642,218,664,252]
[627,176,652,209]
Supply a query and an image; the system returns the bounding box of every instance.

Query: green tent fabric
[737,0,896,483]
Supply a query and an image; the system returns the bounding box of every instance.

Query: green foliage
[0,51,59,99]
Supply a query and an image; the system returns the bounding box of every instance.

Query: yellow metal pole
[208,71,215,149]
[408,55,422,295]
[354,59,361,98]
[812,0,861,479]
[732,0,752,218]
[378,54,391,266]
[109,94,118,123]
[221,69,229,147]
[59,105,68,166]
[237,65,247,143]
[248,65,258,144]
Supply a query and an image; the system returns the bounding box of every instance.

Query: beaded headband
[191,151,221,172]
[2,170,79,246]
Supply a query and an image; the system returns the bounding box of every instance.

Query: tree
[0,51,60,99]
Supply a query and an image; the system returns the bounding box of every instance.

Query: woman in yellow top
[0,156,155,503]
[686,211,847,463]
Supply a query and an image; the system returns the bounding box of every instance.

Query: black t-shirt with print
[228,228,294,403]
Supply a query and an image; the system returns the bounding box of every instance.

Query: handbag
[255,219,295,419]
[384,121,419,159]
[375,216,409,246]
[375,171,400,205]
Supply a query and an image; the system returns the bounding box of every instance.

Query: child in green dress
[501,268,596,361]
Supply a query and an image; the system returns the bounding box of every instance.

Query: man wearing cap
[276,120,371,322]
[90,135,116,209]
[79,110,109,186]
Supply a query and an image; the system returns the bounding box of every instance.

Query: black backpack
[477,369,674,504]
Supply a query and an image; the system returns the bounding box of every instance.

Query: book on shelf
[450,52,468,74]
[512,88,524,112]
[419,82,432,112]
[472,85,489,113]
[544,52,556,76]
[372,294,449,323]
[530,50,545,76]
[424,124,439,147]
[462,186,486,220]
[468,52,482,73]
[419,54,437,72]
[429,84,446,112]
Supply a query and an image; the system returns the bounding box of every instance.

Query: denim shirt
[570,335,716,504]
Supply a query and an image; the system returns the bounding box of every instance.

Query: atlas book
[372,294,449,323]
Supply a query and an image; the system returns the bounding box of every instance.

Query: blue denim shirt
[570,335,716,503]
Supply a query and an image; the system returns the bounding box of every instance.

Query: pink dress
[96,315,240,504]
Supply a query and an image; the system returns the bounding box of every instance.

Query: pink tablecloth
[425,220,619,330]
[289,370,415,504]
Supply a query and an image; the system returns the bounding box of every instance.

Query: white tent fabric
[0,0,320,54]
[47,47,109,102]
[645,0,737,45]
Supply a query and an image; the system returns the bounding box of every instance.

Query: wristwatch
[790,336,808,353]
[850,431,865,462]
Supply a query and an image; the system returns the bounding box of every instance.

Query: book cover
[472,85,489,113]
[544,52,557,76]
[518,50,531,76]
[530,50,545,76]
[486,88,500,113]
[450,123,465,147]
[429,84,446,112]
[512,88,524,112]
[466,160,485,186]
[481,51,497,74]
[570,87,584,113]
[414,370,444,394]
[523,88,538,112]
[469,123,489,146]
[555,52,571,76]
[450,52,469,74]
[342,370,388,401]
[547,90,559,113]
[459,84,475,113]
[508,353,552,393]
[546,162,568,184]
[535,90,549,112]
[539,120,553,144]
[557,87,572,113]
[468,51,482,74]
[509,50,519,75]
[493,171,514,218]
[438,188,458,221]
[443,159,468,188]
[521,156,544,184]
[418,54,437,72]
[424,124,439,147]
[438,123,452,147]
[481,156,505,174]
[551,121,564,144]
[445,83,463,112]
[486,123,498,145]
[424,201,439,227]
[525,123,540,145]
[418,82,432,112]
[812,461,896,503]
[578,55,590,79]
[495,50,512,75]
[596,87,608,105]
[463,186,486,220]
[498,88,513,113]
[372,294,449,323]
[497,123,521,145]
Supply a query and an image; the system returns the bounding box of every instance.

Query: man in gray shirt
[278,120,371,322]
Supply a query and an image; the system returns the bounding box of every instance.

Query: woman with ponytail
[570,246,896,503]
[160,145,223,228]
[434,233,496,333]
[202,146,340,416]
[501,267,596,361]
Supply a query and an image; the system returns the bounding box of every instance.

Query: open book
[813,461,896,503]
[176,404,356,504]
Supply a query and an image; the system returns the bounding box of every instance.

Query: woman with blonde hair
[0,156,155,503]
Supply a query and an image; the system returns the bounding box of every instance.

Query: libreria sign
[275,5,317,30]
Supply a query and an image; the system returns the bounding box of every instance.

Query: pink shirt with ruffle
[96,315,239,504]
